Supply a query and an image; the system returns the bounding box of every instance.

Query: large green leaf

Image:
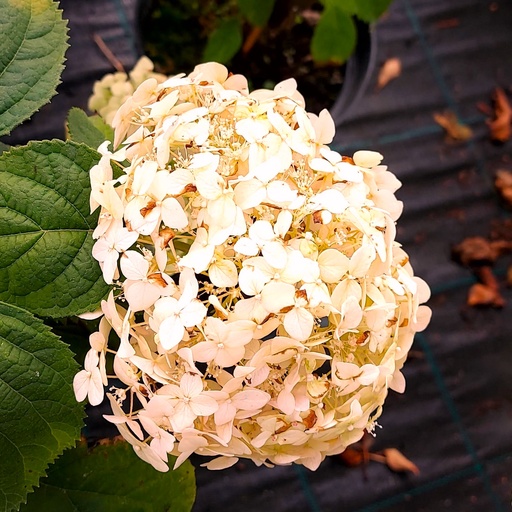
[203,18,243,64]
[311,4,356,64]
[0,301,83,512]
[238,0,275,27]
[21,440,196,512]
[0,0,68,136]
[0,140,110,318]
[66,108,114,149]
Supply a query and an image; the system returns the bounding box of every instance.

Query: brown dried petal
[382,448,420,475]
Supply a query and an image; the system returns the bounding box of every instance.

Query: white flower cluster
[88,56,166,126]
[75,62,431,472]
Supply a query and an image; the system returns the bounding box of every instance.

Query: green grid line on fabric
[110,0,138,60]
[402,0,492,189]
[330,115,485,154]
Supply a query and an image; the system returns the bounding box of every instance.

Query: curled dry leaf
[487,87,512,143]
[467,282,504,308]
[495,169,512,207]
[377,57,402,90]
[433,110,473,141]
[506,265,512,287]
[382,448,420,475]
[338,447,365,467]
[451,236,498,267]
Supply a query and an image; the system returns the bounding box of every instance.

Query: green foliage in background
[142,0,392,69]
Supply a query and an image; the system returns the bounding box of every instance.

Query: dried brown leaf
[507,265,512,287]
[488,88,512,143]
[495,169,512,207]
[467,282,503,307]
[451,236,498,267]
[433,111,473,141]
[338,447,364,467]
[382,448,420,475]
[435,18,460,29]
[377,57,402,90]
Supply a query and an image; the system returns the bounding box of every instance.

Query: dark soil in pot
[139,1,371,115]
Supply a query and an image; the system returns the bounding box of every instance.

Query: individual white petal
[261,281,295,313]
[191,341,219,363]
[238,265,268,296]
[283,307,314,341]
[232,389,271,411]
[124,280,162,311]
[195,171,223,200]
[265,181,297,205]
[318,248,349,283]
[87,367,105,405]
[167,169,195,195]
[353,150,383,168]
[73,370,91,402]
[190,394,219,416]
[161,198,188,229]
[189,152,220,173]
[310,109,335,144]
[181,373,204,398]
[309,189,348,214]
[234,237,259,257]
[236,118,269,143]
[261,241,288,269]
[249,220,275,243]
[120,250,149,280]
[277,390,295,415]
[309,157,335,174]
[234,179,266,210]
[274,210,293,238]
[203,457,239,470]
[207,195,237,228]
[209,259,238,287]
[331,279,362,309]
[159,315,185,350]
[215,345,246,367]
[179,300,207,328]
[132,160,158,196]
[349,245,376,277]
[358,364,380,385]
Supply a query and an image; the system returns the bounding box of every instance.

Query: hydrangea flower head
[77,61,431,472]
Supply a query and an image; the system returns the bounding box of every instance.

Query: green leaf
[0,0,68,136]
[311,5,356,64]
[0,140,111,318]
[21,440,196,512]
[238,0,275,27]
[203,18,243,64]
[66,108,114,149]
[337,0,393,22]
[0,142,9,155]
[0,301,83,512]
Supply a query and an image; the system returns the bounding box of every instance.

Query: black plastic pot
[329,18,376,124]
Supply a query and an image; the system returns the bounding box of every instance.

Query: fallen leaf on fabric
[433,111,473,141]
[338,447,364,467]
[451,236,498,267]
[494,169,512,207]
[467,282,503,307]
[377,58,402,89]
[487,88,512,142]
[382,448,420,475]
[435,18,460,29]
